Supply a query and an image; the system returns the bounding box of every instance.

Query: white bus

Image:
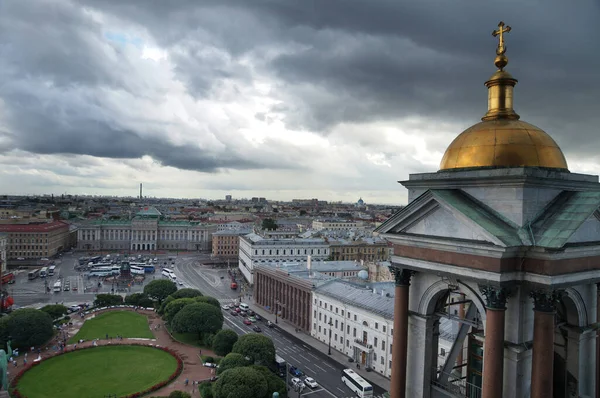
[53,280,62,293]
[341,368,373,397]
[130,265,145,275]
[40,267,49,278]
[48,265,56,276]
[161,269,176,280]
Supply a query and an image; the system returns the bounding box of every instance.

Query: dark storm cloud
[2,0,600,169]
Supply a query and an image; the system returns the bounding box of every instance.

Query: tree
[94,294,123,307]
[198,382,214,398]
[231,334,276,366]
[250,365,287,398]
[261,218,278,230]
[143,279,177,304]
[212,329,238,357]
[171,302,224,339]
[195,296,220,308]
[124,293,147,306]
[7,309,53,348]
[40,304,68,320]
[170,288,203,300]
[213,367,268,398]
[163,298,195,324]
[216,353,249,375]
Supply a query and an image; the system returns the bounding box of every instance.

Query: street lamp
[328,318,333,355]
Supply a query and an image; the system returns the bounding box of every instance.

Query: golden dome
[439,21,569,172]
[439,119,568,170]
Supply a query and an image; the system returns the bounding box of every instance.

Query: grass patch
[16,345,177,398]
[69,311,153,343]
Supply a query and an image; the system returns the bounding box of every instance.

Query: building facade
[76,207,216,252]
[0,221,71,261]
[238,233,330,284]
[328,239,391,262]
[312,281,395,377]
[312,219,359,231]
[211,229,251,260]
[0,233,7,273]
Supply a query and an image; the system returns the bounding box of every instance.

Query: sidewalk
[249,297,391,392]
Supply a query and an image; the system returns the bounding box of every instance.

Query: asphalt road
[174,262,387,398]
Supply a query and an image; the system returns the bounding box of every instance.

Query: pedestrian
[23,358,27,365]
[184,378,189,386]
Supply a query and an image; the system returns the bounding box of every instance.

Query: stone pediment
[376,189,524,248]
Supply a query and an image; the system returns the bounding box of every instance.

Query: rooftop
[315,280,395,319]
[242,232,326,246]
[0,220,70,233]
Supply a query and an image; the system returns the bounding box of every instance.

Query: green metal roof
[530,191,600,248]
[431,189,523,247]
[136,207,162,217]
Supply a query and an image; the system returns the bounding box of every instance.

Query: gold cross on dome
[492,21,511,55]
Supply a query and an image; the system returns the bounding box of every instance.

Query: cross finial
[492,21,511,55]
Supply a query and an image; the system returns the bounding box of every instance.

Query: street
[174,261,388,398]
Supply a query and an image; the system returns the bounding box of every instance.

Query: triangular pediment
[376,189,523,247]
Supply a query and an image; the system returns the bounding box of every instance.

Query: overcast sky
[0,1,599,204]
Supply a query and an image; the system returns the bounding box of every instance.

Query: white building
[238,233,330,284]
[311,281,395,377]
[77,207,216,252]
[312,219,360,231]
[0,233,7,273]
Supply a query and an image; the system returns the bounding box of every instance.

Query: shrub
[198,382,214,398]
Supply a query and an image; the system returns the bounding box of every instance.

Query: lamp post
[328,318,333,355]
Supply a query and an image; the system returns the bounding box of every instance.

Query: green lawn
[69,311,153,343]
[16,345,177,398]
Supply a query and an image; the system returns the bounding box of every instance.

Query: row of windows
[253,248,328,256]
[316,299,390,334]
[82,230,208,241]
[9,244,49,249]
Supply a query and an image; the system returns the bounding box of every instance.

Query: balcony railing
[431,368,481,398]
[353,339,373,350]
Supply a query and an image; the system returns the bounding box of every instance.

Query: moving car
[291,377,306,389]
[255,314,262,321]
[230,310,238,316]
[203,362,218,368]
[289,366,304,377]
[266,321,275,328]
[304,377,318,388]
[252,326,262,333]
[221,305,230,310]
[248,316,257,322]
[240,311,247,317]
[243,318,252,325]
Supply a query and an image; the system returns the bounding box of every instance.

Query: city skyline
[1,1,599,205]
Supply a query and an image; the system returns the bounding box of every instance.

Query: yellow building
[0,220,71,261]
[211,229,251,260]
[328,239,391,262]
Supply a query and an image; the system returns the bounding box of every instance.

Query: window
[347,325,350,334]
[354,315,357,321]
[340,338,344,345]
[319,326,321,333]
[383,325,386,333]
[374,337,378,346]
[390,344,392,354]
[353,328,356,337]
[347,312,350,319]
[314,310,317,318]
[382,341,385,351]
[335,307,338,314]
[319,313,322,321]
[335,320,338,328]
[389,360,392,369]
[381,357,384,365]
[375,322,379,329]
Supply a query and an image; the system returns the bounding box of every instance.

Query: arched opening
[426,287,485,398]
[553,293,582,398]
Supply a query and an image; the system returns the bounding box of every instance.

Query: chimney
[139,183,143,199]
[307,255,312,271]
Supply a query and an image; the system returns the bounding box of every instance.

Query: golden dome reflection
[438,22,569,172]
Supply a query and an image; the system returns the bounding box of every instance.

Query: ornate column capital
[530,289,562,313]
[389,266,414,287]
[479,285,511,310]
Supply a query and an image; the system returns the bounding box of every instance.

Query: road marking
[303,365,316,373]
[308,352,319,360]
[336,387,346,394]
[313,364,327,372]
[299,354,311,362]
[224,318,248,335]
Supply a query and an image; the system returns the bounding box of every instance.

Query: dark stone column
[479,286,511,398]
[530,289,560,398]
[389,267,414,398]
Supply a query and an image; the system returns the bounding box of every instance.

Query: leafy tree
[170,288,203,300]
[171,302,224,339]
[216,353,249,375]
[7,309,53,348]
[94,294,123,307]
[195,296,220,308]
[231,333,276,366]
[250,365,287,398]
[124,293,148,306]
[40,304,68,320]
[143,279,177,304]
[0,317,10,349]
[158,295,175,315]
[213,367,268,398]
[163,298,195,324]
[198,382,214,398]
[299,210,307,216]
[168,391,191,398]
[261,218,278,231]
[212,329,238,357]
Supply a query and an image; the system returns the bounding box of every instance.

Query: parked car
[289,366,303,377]
[68,305,80,313]
[221,305,230,310]
[291,377,305,389]
[247,310,255,316]
[248,316,257,323]
[266,321,274,328]
[243,318,252,326]
[230,310,238,316]
[235,307,241,313]
[240,311,247,317]
[203,362,218,368]
[252,326,262,333]
[255,314,262,321]
[304,377,318,388]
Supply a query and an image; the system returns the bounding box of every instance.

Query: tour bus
[48,265,56,276]
[89,266,120,277]
[341,369,373,397]
[53,280,62,293]
[28,269,40,280]
[143,264,155,273]
[130,266,145,275]
[40,267,49,278]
